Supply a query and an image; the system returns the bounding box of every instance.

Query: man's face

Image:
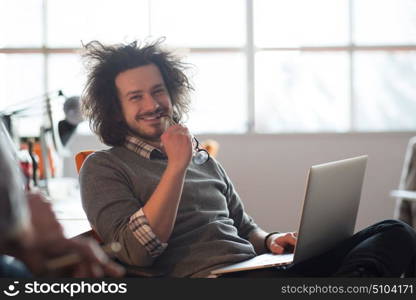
[115,64,173,144]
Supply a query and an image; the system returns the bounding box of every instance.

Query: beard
[127,117,171,144]
[127,124,164,142]
[125,107,172,144]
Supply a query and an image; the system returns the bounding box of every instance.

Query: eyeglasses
[192,136,210,165]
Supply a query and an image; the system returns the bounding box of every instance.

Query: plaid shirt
[125,135,168,257]
[125,135,167,160]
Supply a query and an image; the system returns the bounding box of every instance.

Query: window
[47,0,149,47]
[0,0,43,48]
[255,51,350,132]
[150,0,245,47]
[1,0,415,135]
[0,54,44,136]
[354,51,416,131]
[187,52,247,133]
[254,0,416,132]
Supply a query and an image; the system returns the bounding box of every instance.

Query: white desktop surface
[48,177,91,238]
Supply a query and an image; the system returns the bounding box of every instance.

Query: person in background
[58,96,84,146]
[0,123,124,277]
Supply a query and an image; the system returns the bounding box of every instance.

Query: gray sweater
[79,146,258,277]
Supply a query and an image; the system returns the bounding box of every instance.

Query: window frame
[1,0,416,133]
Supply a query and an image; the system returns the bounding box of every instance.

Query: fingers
[79,239,125,277]
[72,263,97,278]
[26,192,64,241]
[285,232,297,247]
[161,116,174,131]
[69,238,105,265]
[161,123,193,169]
[269,232,298,254]
[164,124,190,136]
[161,124,191,145]
[101,260,125,278]
[65,238,124,277]
[269,240,285,254]
[29,236,125,277]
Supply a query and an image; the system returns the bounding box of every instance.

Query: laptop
[210,155,368,276]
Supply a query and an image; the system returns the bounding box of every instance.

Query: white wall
[64,131,416,233]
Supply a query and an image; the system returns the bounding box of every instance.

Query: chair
[392,136,416,228]
[74,150,102,244]
[200,139,219,158]
[75,150,95,174]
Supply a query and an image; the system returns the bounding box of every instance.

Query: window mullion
[349,0,355,132]
[246,0,255,133]
[42,0,48,94]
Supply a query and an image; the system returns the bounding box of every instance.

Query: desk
[48,177,92,238]
[58,219,92,239]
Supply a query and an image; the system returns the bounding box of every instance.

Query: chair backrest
[75,150,95,174]
[393,136,416,228]
[74,150,101,243]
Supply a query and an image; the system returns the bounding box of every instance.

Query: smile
[136,112,169,123]
[141,115,161,120]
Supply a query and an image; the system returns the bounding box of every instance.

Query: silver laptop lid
[293,155,368,264]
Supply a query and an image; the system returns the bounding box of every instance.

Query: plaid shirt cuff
[129,209,168,257]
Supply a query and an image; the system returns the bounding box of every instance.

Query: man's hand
[18,192,124,277]
[45,238,125,278]
[26,192,65,243]
[267,232,297,254]
[161,124,193,171]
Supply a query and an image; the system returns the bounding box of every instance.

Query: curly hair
[81,39,193,146]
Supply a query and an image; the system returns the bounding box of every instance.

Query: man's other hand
[267,232,297,254]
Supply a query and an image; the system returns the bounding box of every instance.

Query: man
[80,40,416,278]
[0,123,124,277]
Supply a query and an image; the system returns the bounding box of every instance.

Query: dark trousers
[0,256,31,278]
[222,220,416,277]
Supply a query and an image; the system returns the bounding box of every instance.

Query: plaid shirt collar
[124,135,166,160]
